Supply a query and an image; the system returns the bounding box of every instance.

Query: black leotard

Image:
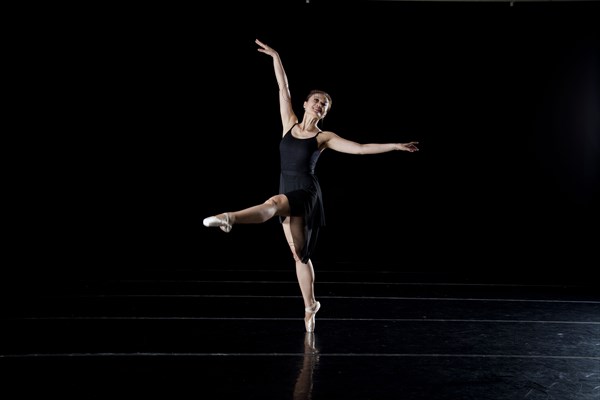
[278,124,325,263]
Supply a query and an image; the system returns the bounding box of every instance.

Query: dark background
[8,2,599,290]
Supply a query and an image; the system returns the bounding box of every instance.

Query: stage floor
[3,264,599,399]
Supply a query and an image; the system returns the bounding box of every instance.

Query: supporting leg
[283,217,320,332]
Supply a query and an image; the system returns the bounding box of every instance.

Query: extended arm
[322,132,419,154]
[256,39,296,131]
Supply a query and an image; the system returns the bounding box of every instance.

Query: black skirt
[279,171,325,263]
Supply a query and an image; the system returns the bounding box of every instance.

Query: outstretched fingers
[403,141,419,152]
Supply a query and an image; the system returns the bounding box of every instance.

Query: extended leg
[203,194,291,232]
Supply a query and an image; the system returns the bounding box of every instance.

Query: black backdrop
[9,2,599,289]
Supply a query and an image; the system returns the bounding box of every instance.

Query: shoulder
[282,120,299,137]
[316,130,339,147]
[317,130,338,141]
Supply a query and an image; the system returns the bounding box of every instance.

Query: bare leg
[283,217,320,332]
[203,194,290,231]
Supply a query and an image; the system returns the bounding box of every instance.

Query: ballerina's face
[304,92,331,119]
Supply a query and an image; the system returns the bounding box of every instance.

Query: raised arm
[255,39,297,133]
[321,131,419,154]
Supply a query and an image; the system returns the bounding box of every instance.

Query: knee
[264,194,286,207]
[287,241,303,262]
[264,194,288,214]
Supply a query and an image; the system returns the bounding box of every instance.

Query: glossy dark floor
[3,264,599,399]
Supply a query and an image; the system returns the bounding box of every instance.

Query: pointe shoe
[203,213,232,233]
[304,301,321,333]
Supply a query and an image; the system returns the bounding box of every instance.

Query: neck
[300,116,320,132]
